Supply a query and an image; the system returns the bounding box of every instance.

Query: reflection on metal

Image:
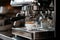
[10,0,35,6]
[0,6,8,14]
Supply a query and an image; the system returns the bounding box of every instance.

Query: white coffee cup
[25,24,35,30]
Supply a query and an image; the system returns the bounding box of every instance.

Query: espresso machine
[10,0,55,31]
[10,0,56,40]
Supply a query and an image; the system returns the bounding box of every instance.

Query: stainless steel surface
[12,27,54,34]
[10,0,35,6]
[12,27,54,40]
[0,34,13,40]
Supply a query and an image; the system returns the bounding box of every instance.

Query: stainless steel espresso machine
[10,0,55,31]
[10,0,56,40]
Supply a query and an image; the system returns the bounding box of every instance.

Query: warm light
[6,5,12,9]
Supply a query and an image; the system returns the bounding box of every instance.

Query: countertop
[12,27,55,40]
[12,27,55,33]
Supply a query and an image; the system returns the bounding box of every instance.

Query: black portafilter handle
[10,16,25,22]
